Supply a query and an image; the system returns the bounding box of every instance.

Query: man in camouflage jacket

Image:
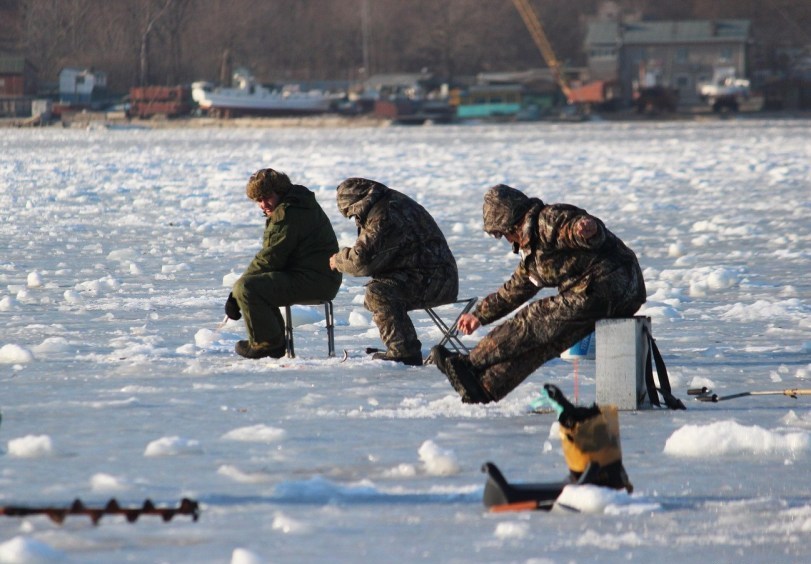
[330,178,458,366]
[225,168,342,359]
[432,184,646,403]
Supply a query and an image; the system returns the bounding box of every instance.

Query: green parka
[243,184,341,288]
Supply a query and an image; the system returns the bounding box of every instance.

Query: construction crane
[511,0,574,103]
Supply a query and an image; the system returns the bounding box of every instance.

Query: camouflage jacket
[243,184,341,287]
[333,179,458,283]
[474,200,645,325]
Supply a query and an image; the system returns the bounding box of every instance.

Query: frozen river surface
[1,119,810,562]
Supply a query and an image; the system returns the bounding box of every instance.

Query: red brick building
[0,55,38,116]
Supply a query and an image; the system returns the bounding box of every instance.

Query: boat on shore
[192,71,337,117]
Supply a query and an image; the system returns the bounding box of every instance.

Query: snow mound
[27,271,43,288]
[8,435,54,458]
[664,420,810,457]
[31,337,71,354]
[284,305,324,327]
[194,328,219,347]
[348,311,370,327]
[0,536,64,563]
[554,484,634,514]
[218,465,274,484]
[144,436,203,456]
[161,263,191,274]
[90,472,130,492]
[222,272,240,287]
[494,521,530,539]
[107,248,140,261]
[688,266,739,297]
[272,512,312,534]
[720,298,804,323]
[667,242,685,257]
[382,463,418,478]
[637,303,682,320]
[0,343,33,364]
[74,275,120,295]
[418,440,460,476]
[63,289,82,304]
[231,547,265,564]
[782,410,811,429]
[221,424,287,442]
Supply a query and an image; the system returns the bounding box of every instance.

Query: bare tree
[10,0,811,93]
[160,0,194,84]
[132,0,175,86]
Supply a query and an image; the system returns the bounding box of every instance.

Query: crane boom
[511,0,574,103]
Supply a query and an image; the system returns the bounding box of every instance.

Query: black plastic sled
[481,462,567,512]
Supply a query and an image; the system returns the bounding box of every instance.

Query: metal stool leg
[424,297,478,364]
[324,300,335,357]
[284,300,335,359]
[435,297,477,353]
[285,305,295,358]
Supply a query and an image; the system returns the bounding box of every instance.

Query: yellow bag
[558,405,623,474]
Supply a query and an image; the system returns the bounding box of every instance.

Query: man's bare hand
[456,313,481,335]
[576,217,598,240]
[329,254,338,271]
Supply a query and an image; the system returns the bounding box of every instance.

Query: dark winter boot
[371,350,424,367]
[235,339,286,360]
[575,460,633,492]
[431,345,493,404]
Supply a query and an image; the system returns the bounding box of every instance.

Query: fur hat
[246,168,292,201]
[482,184,533,236]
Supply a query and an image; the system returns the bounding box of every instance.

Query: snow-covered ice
[0,119,809,562]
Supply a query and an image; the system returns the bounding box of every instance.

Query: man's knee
[231,277,249,302]
[364,282,396,312]
[232,275,273,304]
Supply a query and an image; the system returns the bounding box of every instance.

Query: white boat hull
[192,81,333,116]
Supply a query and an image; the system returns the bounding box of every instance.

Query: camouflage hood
[336,178,388,221]
[482,184,540,237]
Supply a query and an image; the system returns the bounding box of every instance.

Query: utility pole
[361,0,371,79]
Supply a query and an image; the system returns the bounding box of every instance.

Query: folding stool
[423,297,478,363]
[283,300,335,358]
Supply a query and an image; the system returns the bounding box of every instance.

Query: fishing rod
[688,387,811,403]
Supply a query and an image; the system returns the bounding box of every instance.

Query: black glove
[225,292,241,320]
[544,383,600,428]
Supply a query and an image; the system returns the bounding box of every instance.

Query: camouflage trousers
[365,267,458,357]
[469,266,646,401]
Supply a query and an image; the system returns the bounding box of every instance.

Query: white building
[59,67,107,104]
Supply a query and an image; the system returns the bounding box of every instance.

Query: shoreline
[2,109,810,129]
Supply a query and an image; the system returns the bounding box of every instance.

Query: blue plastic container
[560,332,596,361]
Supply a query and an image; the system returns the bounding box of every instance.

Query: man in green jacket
[225,169,342,359]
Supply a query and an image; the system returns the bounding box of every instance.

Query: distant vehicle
[453,84,523,120]
[698,66,750,112]
[129,86,191,119]
[633,85,679,114]
[191,69,336,118]
[632,65,679,114]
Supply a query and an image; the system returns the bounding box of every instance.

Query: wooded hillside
[1,0,809,93]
